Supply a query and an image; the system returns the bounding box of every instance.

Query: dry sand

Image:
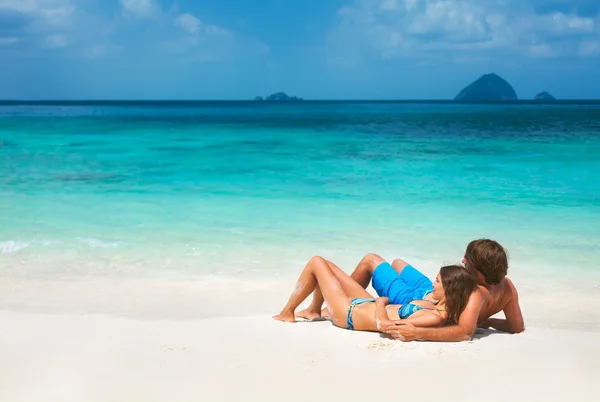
[1,310,599,402]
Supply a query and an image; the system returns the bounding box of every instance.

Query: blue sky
[1,0,599,99]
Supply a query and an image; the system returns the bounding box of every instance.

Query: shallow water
[1,102,599,327]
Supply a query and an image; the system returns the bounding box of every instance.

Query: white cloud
[164,13,238,61]
[83,43,124,59]
[0,0,74,25]
[379,0,401,11]
[0,0,38,13]
[176,13,201,34]
[175,13,231,37]
[580,40,600,55]
[330,0,600,61]
[39,3,74,26]
[406,1,492,42]
[1,0,267,63]
[43,33,67,48]
[175,13,234,44]
[529,43,562,58]
[0,36,19,46]
[120,0,158,18]
[0,0,75,54]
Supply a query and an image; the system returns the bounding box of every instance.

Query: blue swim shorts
[372,262,433,305]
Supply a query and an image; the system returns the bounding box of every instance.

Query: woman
[273,256,477,332]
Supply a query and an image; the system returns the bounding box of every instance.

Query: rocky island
[534,91,556,101]
[254,92,303,101]
[454,73,518,101]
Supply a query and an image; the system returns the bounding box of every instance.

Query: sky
[1,0,600,100]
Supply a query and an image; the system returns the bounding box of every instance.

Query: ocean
[1,102,599,327]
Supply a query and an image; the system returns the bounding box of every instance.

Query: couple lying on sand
[274,239,525,342]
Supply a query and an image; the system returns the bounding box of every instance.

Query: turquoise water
[1,102,600,290]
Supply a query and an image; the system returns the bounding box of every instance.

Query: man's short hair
[464,239,508,285]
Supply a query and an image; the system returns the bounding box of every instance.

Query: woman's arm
[375,297,394,332]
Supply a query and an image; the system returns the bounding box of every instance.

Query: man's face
[463,255,486,286]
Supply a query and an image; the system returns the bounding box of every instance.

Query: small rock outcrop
[254,92,303,101]
[534,91,556,101]
[454,73,518,101]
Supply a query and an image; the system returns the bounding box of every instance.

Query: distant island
[454,73,518,101]
[454,73,558,102]
[252,82,559,102]
[534,91,556,101]
[254,92,303,101]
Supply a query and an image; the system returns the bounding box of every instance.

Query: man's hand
[383,289,483,343]
[375,297,389,304]
[385,322,419,342]
[477,319,492,329]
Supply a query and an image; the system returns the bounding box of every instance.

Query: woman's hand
[376,297,389,305]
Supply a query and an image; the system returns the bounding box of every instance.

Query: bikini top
[398,300,445,319]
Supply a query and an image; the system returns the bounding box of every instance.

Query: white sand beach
[1,309,599,402]
[1,258,599,402]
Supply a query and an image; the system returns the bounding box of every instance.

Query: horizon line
[2,99,600,104]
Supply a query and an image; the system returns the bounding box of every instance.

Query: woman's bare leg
[296,259,373,320]
[296,255,407,320]
[273,256,353,326]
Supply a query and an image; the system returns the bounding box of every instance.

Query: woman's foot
[272,311,296,323]
[295,308,322,321]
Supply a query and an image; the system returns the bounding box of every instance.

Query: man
[347,239,524,342]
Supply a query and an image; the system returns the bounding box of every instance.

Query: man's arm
[386,289,484,342]
[376,298,443,332]
[401,311,445,328]
[479,279,525,334]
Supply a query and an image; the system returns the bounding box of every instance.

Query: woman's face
[431,273,445,301]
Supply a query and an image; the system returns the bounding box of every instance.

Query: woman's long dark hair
[439,265,478,325]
